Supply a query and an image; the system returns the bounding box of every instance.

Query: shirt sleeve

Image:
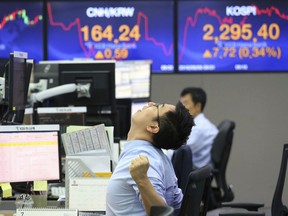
[130,152,167,204]
[186,127,203,153]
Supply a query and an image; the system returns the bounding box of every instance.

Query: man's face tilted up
[131,102,176,131]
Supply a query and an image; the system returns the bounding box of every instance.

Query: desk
[207,207,271,216]
[0,200,105,216]
[0,200,60,211]
[0,211,15,216]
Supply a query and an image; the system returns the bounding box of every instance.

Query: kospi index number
[47,1,174,73]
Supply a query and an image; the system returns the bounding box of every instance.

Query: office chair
[209,120,264,212]
[218,213,265,216]
[178,164,212,216]
[214,144,288,216]
[150,205,174,216]
[209,120,235,209]
[172,145,194,193]
[271,143,288,216]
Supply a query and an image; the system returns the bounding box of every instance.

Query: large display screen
[47,1,174,73]
[0,2,43,62]
[178,0,288,72]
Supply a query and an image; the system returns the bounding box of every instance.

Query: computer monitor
[0,58,9,77]
[12,59,34,124]
[36,61,115,110]
[1,52,32,124]
[112,100,149,139]
[112,100,148,139]
[33,63,59,89]
[115,60,152,99]
[32,60,118,136]
[0,124,61,183]
[59,64,115,106]
[4,52,28,111]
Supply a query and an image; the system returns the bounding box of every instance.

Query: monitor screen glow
[0,2,44,62]
[0,125,61,183]
[115,60,151,99]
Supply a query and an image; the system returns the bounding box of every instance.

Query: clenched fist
[129,155,150,182]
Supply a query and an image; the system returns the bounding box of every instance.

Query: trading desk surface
[0,200,60,210]
[0,211,14,216]
[207,207,271,216]
[1,200,271,216]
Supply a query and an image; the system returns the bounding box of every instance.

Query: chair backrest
[271,143,288,216]
[210,120,236,206]
[172,145,193,193]
[178,165,212,216]
[150,205,174,216]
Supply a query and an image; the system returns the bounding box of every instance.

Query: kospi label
[226,6,257,16]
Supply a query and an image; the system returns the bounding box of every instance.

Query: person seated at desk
[175,87,218,168]
[106,102,194,216]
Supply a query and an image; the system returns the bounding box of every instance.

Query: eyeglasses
[154,103,163,127]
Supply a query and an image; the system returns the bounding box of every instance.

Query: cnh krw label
[86,7,135,18]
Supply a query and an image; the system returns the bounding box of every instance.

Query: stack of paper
[61,124,112,156]
[61,124,113,212]
[61,124,114,173]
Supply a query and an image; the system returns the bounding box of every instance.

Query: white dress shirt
[187,113,218,168]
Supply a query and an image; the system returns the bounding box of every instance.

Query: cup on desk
[15,194,34,209]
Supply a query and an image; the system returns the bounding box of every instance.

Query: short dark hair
[181,87,207,112]
[152,102,194,150]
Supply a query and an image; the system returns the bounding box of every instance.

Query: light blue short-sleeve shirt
[106,140,182,216]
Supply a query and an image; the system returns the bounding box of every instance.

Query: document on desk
[66,154,111,173]
[66,125,114,157]
[61,124,111,157]
[16,208,78,216]
[69,177,109,211]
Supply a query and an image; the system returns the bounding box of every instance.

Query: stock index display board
[0,2,43,62]
[178,0,288,72]
[47,1,174,73]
